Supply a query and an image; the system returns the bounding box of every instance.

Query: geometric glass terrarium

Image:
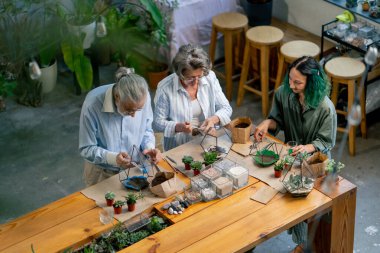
[200,126,232,157]
[250,141,281,167]
[282,153,315,197]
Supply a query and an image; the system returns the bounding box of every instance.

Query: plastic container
[226,166,249,189]
[211,176,233,198]
[191,175,209,190]
[201,187,216,202]
[201,167,221,181]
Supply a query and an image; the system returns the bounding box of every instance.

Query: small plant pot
[284,163,291,170]
[184,163,191,170]
[362,2,370,11]
[106,198,114,207]
[193,169,200,176]
[127,203,136,212]
[113,206,122,214]
[274,170,282,178]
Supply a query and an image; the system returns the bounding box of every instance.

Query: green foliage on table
[125,192,143,204]
[190,161,203,171]
[325,159,345,174]
[105,191,115,200]
[113,200,125,208]
[274,160,285,171]
[203,151,218,166]
[147,216,165,233]
[182,155,194,164]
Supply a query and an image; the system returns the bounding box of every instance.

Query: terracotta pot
[362,2,370,11]
[127,203,136,212]
[193,169,200,176]
[274,170,282,178]
[184,163,191,170]
[106,198,114,207]
[147,63,169,90]
[113,206,122,214]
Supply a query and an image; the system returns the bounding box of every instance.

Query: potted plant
[182,155,194,170]
[274,160,285,178]
[112,200,124,214]
[125,192,143,212]
[190,161,203,176]
[283,155,295,170]
[203,151,218,166]
[105,191,115,206]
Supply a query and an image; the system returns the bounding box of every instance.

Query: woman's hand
[143,148,162,164]
[200,116,220,135]
[254,120,271,142]
[116,152,131,168]
[175,122,192,134]
[289,144,315,156]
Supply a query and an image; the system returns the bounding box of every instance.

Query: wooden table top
[0,136,356,253]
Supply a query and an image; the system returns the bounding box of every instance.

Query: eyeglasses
[182,75,203,85]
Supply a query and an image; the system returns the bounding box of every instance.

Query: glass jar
[213,158,236,174]
[184,187,202,204]
[201,166,222,182]
[191,175,209,190]
[211,176,233,198]
[226,166,249,189]
[201,187,216,202]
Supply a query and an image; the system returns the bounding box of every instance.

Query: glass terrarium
[201,187,216,202]
[226,166,249,189]
[184,187,202,204]
[191,175,209,190]
[201,166,222,182]
[250,141,281,167]
[200,126,232,156]
[282,153,315,197]
[211,176,233,199]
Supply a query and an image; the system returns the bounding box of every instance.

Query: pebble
[178,211,183,214]
[162,203,171,210]
[171,200,180,206]
[173,211,178,215]
[168,207,174,215]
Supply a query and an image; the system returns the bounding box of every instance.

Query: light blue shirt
[79,84,155,171]
[153,70,232,151]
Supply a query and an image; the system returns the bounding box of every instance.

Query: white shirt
[190,99,204,128]
[153,70,232,151]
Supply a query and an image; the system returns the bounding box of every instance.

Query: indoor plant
[182,155,194,170]
[274,159,285,178]
[112,200,125,214]
[105,191,116,206]
[125,192,143,212]
[325,159,345,182]
[190,161,203,176]
[203,151,218,166]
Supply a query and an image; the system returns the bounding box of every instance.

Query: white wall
[273,0,378,36]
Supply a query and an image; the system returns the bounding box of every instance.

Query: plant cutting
[105,191,115,206]
[274,160,285,178]
[325,159,345,182]
[190,161,203,176]
[182,155,193,170]
[203,151,218,166]
[112,200,125,214]
[125,192,143,212]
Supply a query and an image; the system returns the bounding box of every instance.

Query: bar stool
[274,40,320,90]
[237,26,284,117]
[209,12,248,101]
[324,57,366,156]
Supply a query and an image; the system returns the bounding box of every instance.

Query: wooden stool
[209,12,248,101]
[325,57,366,156]
[237,26,284,117]
[274,40,320,90]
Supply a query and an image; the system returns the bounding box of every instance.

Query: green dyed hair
[282,56,331,108]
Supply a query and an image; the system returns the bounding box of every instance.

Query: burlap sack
[302,152,328,178]
[230,117,252,144]
[149,171,177,198]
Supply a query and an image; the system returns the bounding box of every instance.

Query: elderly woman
[153,44,232,151]
[79,67,161,186]
[254,56,337,253]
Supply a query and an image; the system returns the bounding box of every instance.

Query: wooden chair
[209,12,248,101]
[324,57,366,156]
[274,40,320,90]
[237,26,284,118]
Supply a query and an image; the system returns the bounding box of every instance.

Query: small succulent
[203,151,218,165]
[190,161,203,171]
[325,159,345,174]
[274,160,285,171]
[105,191,115,200]
[182,155,194,164]
[113,200,125,208]
[125,192,143,204]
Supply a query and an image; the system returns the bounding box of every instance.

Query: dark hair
[282,56,331,108]
[172,44,211,79]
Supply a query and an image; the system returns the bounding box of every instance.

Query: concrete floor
[0,63,379,253]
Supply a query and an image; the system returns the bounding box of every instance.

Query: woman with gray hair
[79,67,161,186]
[153,44,232,151]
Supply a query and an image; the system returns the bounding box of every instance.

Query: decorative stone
[162,203,171,210]
[173,211,178,215]
[168,207,174,215]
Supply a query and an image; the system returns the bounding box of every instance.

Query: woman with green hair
[254,56,337,252]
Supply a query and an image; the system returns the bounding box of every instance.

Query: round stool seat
[246,26,284,45]
[325,57,365,79]
[212,12,248,30]
[281,40,320,62]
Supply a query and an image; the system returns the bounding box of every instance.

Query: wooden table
[0,140,356,253]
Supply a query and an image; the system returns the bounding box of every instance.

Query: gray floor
[0,63,379,253]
